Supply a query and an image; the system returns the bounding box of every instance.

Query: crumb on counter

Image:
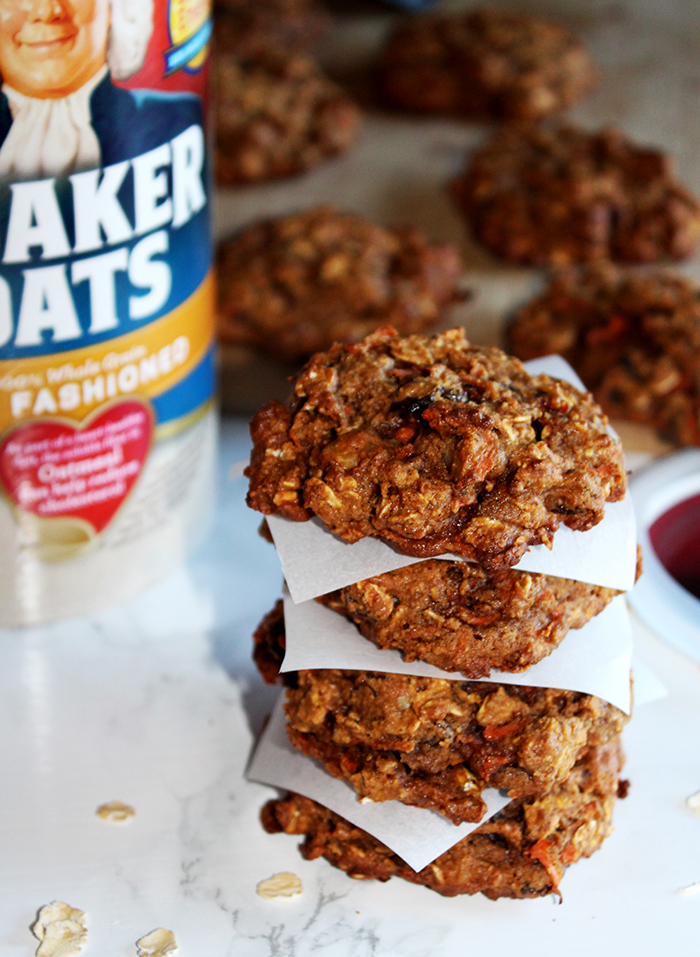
[96,801,136,824]
[136,928,178,956]
[686,790,700,816]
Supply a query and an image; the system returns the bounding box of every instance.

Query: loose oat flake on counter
[96,800,135,824]
[256,872,304,899]
[686,790,700,816]
[135,928,178,956]
[32,902,87,957]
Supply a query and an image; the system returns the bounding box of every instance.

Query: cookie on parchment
[253,602,628,825]
[509,264,700,446]
[261,736,626,899]
[319,558,627,678]
[218,206,465,364]
[378,9,596,120]
[452,124,700,266]
[216,51,361,185]
[246,328,627,570]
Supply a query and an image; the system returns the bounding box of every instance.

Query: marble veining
[0,422,697,955]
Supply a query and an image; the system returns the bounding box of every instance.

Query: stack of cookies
[246,327,637,900]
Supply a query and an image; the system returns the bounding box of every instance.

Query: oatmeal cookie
[320,558,627,678]
[261,737,626,898]
[215,0,330,59]
[245,328,627,569]
[452,124,700,266]
[253,598,287,685]
[509,265,700,446]
[216,51,361,185]
[218,207,465,363]
[253,603,628,825]
[378,10,596,120]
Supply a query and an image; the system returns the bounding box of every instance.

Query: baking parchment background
[216,0,697,474]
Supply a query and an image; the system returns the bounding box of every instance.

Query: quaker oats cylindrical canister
[0,0,216,624]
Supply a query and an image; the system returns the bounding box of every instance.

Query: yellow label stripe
[0,272,215,429]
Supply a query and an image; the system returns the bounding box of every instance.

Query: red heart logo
[0,400,154,535]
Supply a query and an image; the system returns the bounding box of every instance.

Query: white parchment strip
[631,654,668,706]
[247,693,512,873]
[281,592,633,713]
[268,495,636,603]
[266,355,637,602]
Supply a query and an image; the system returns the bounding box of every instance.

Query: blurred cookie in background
[218,206,465,361]
[378,9,596,120]
[508,264,700,446]
[217,206,466,412]
[452,123,700,266]
[214,0,331,59]
[216,52,362,185]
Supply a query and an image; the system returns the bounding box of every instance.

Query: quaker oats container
[0,0,216,624]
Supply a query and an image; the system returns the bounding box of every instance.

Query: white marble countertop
[1,420,700,956]
[4,0,700,952]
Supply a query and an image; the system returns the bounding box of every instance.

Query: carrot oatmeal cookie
[452,124,700,266]
[262,737,627,898]
[378,9,596,120]
[245,328,627,569]
[216,51,361,185]
[509,265,700,446]
[218,207,465,363]
[214,0,330,59]
[319,558,629,678]
[253,603,628,825]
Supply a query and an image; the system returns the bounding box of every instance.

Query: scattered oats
[96,801,135,824]
[678,883,700,897]
[32,902,87,957]
[256,872,303,899]
[136,928,178,956]
[686,790,700,816]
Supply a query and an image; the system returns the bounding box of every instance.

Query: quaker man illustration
[0,0,163,179]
